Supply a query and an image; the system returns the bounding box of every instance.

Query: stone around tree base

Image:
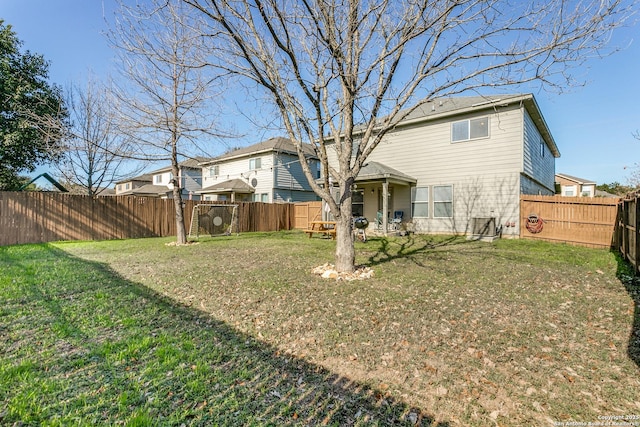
[311,263,374,281]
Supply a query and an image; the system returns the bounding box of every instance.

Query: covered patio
[325,161,416,235]
[197,178,255,202]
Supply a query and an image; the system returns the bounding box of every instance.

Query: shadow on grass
[612,250,640,369]
[364,234,464,268]
[0,244,447,426]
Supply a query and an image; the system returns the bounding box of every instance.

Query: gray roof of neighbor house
[115,173,153,185]
[201,137,317,165]
[117,184,170,196]
[151,157,213,174]
[555,173,596,185]
[197,178,255,194]
[354,93,560,158]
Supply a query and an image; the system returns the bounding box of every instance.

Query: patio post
[382,180,389,235]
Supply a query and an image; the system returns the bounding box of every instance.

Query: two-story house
[197,137,320,203]
[326,93,560,238]
[115,158,209,199]
[555,173,596,197]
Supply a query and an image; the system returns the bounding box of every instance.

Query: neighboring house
[555,173,596,197]
[326,93,560,238]
[115,158,210,200]
[197,137,320,203]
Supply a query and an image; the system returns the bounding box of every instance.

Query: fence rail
[520,195,620,249]
[0,192,293,246]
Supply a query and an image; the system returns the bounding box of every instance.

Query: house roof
[118,184,170,196]
[355,161,417,184]
[201,137,317,165]
[354,93,560,158]
[151,157,213,174]
[115,173,153,185]
[555,173,596,185]
[197,178,255,194]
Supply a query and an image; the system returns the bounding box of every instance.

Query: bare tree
[55,77,141,196]
[108,0,225,244]
[184,0,633,271]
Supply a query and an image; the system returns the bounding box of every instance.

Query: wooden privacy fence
[520,195,620,249]
[617,194,640,274]
[0,192,293,246]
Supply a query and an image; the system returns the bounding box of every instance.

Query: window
[117,184,122,191]
[352,189,364,217]
[411,187,429,218]
[540,137,545,157]
[125,183,130,190]
[154,175,161,184]
[451,117,489,142]
[209,165,219,177]
[249,158,261,170]
[253,193,268,202]
[433,185,453,217]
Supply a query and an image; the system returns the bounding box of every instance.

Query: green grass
[1,231,638,426]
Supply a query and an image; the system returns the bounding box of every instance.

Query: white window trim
[411,187,430,218]
[433,185,453,218]
[451,117,490,143]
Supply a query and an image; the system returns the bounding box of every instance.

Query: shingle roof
[115,173,153,185]
[197,178,255,194]
[555,173,596,185]
[150,157,213,174]
[355,161,417,184]
[118,184,170,196]
[201,137,316,165]
[354,93,560,158]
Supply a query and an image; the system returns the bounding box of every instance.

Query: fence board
[0,192,293,246]
[520,195,620,248]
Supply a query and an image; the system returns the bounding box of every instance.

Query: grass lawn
[1,231,639,426]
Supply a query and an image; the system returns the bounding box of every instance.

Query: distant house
[197,137,320,203]
[555,173,596,197]
[325,93,560,237]
[115,158,210,200]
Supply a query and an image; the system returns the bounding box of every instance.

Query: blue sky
[2,0,639,185]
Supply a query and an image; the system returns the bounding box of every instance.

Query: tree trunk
[173,185,187,245]
[334,185,355,273]
[335,213,355,272]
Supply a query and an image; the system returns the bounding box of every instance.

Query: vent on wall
[471,217,497,237]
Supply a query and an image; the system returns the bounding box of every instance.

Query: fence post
[636,198,640,275]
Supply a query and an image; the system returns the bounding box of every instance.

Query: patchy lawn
[1,231,638,426]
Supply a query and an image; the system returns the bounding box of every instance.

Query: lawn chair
[391,211,403,230]
[375,211,384,231]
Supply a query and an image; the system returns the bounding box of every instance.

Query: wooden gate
[293,201,322,230]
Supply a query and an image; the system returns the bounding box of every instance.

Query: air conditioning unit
[469,217,500,241]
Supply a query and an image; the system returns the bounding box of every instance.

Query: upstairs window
[154,175,161,184]
[249,158,261,170]
[209,165,219,177]
[451,117,489,142]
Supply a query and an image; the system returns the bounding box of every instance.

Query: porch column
[382,180,389,235]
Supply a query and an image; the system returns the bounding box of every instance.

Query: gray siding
[274,189,319,203]
[523,110,555,191]
[273,153,316,191]
[182,167,203,194]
